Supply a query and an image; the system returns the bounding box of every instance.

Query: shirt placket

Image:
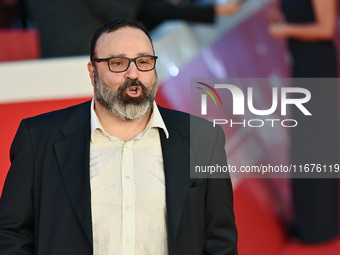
[121,141,135,255]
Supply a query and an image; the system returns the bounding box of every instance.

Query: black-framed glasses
[93,55,158,73]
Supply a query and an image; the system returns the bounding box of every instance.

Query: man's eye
[138,59,150,65]
[110,58,126,66]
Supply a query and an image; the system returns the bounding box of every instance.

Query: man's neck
[94,100,152,142]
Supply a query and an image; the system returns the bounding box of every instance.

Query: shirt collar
[90,98,169,142]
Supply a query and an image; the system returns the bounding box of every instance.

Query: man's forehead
[95,27,154,56]
[98,28,152,46]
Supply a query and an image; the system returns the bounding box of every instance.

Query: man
[0,19,238,254]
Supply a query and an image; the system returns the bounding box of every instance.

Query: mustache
[118,78,147,94]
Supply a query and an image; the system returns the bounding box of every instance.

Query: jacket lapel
[53,101,93,247]
[159,110,192,254]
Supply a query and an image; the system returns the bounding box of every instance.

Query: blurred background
[0,0,340,254]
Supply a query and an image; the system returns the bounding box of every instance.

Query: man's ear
[87,61,95,86]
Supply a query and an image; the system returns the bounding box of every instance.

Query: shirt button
[125,238,130,243]
[125,175,130,180]
[126,205,131,210]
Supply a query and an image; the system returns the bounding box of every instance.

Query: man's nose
[124,61,139,79]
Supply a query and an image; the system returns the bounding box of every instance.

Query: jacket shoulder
[24,101,91,131]
[158,106,212,126]
[158,106,223,140]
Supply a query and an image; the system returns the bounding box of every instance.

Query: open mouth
[129,87,138,94]
[125,86,142,97]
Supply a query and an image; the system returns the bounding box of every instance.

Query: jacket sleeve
[203,126,238,255]
[0,119,34,254]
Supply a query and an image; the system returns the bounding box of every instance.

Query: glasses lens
[136,56,156,71]
[108,57,129,72]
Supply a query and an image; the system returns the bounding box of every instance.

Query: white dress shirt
[90,100,169,255]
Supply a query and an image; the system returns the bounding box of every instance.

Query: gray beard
[94,71,158,121]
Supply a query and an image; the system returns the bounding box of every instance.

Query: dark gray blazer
[0,101,238,255]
